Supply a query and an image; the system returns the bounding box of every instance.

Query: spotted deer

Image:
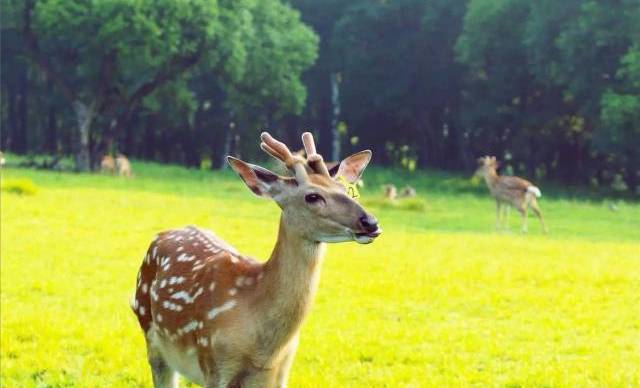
[475,156,547,233]
[131,132,381,387]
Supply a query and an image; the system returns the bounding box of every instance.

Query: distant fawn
[382,184,397,200]
[116,153,132,178]
[131,132,381,387]
[101,155,116,174]
[476,156,547,233]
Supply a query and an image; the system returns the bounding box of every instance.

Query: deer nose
[359,214,379,233]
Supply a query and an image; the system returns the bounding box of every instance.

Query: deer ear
[330,150,372,183]
[227,156,293,198]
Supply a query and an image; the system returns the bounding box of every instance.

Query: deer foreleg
[275,336,299,388]
[503,206,511,230]
[146,338,177,388]
[520,206,529,233]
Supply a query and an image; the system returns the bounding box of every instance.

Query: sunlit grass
[1,162,639,386]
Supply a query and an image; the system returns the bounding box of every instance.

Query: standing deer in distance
[475,156,548,233]
[131,132,381,387]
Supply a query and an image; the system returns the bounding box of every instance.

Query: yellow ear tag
[336,175,360,199]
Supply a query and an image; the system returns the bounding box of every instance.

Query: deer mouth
[353,228,382,244]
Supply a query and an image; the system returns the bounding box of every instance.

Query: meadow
[1,160,639,387]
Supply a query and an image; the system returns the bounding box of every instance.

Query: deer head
[475,155,500,177]
[227,132,381,244]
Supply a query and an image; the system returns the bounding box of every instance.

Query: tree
[3,0,218,170]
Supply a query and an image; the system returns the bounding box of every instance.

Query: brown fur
[476,156,547,233]
[116,153,132,178]
[100,155,116,174]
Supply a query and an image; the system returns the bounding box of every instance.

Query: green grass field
[1,161,639,387]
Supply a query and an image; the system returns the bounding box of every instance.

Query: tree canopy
[2,0,639,193]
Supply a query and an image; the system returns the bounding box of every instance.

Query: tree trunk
[144,114,156,160]
[15,64,29,153]
[6,83,17,151]
[330,72,341,161]
[45,84,58,154]
[73,101,96,171]
[217,111,236,170]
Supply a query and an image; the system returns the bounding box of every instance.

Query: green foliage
[454,0,640,189]
[224,0,319,142]
[1,163,639,386]
[0,177,39,195]
[1,0,318,169]
[2,0,640,190]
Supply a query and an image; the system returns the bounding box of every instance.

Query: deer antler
[260,131,309,182]
[302,132,330,177]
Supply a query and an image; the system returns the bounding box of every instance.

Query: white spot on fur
[208,282,216,291]
[169,276,185,285]
[180,320,199,334]
[228,288,237,296]
[141,283,148,294]
[177,253,195,262]
[207,300,237,320]
[160,279,167,288]
[197,337,209,347]
[162,301,183,311]
[139,306,146,316]
[192,264,205,272]
[156,314,163,322]
[235,277,245,287]
[170,287,203,304]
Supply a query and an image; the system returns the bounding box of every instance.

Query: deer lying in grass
[382,184,397,200]
[131,132,381,387]
[399,185,416,198]
[475,156,547,233]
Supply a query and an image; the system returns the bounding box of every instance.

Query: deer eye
[304,193,324,204]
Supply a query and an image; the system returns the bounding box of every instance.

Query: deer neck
[255,216,325,347]
[483,168,500,189]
